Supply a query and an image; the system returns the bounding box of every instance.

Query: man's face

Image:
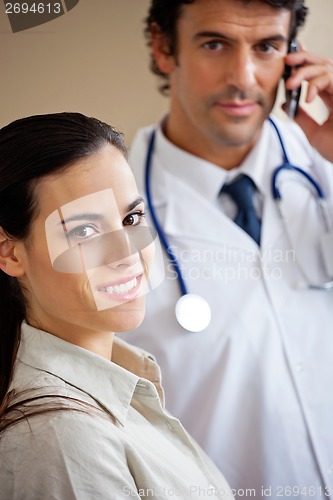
[157,0,291,156]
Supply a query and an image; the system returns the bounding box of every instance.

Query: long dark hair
[145,0,309,94]
[0,112,127,429]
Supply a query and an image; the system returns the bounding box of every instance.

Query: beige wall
[0,0,332,144]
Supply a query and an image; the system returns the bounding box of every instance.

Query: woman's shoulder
[0,395,137,499]
[2,367,123,458]
[0,401,126,478]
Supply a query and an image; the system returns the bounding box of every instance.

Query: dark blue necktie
[222,175,261,245]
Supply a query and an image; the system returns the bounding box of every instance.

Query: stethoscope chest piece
[175,294,211,333]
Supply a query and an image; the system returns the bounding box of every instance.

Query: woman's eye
[123,212,146,227]
[68,225,99,240]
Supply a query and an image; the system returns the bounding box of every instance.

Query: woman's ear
[150,23,176,75]
[0,229,25,277]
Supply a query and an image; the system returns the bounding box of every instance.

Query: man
[122,1,333,498]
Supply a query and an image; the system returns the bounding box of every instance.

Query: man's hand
[284,49,333,163]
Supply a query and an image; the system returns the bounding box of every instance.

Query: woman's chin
[103,297,146,332]
[113,314,145,333]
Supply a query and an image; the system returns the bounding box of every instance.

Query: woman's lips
[97,274,143,303]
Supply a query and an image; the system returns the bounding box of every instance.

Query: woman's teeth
[101,277,137,295]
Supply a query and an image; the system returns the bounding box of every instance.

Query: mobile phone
[283,39,302,119]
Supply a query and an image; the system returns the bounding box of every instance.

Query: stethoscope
[145,116,333,332]
[269,117,333,291]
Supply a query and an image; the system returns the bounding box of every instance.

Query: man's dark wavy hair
[145,0,309,94]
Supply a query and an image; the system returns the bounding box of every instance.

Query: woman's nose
[105,229,140,270]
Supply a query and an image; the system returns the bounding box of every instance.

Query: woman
[0,113,233,499]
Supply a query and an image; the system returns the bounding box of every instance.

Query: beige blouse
[0,322,233,499]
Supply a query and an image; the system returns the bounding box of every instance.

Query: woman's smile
[96,273,143,302]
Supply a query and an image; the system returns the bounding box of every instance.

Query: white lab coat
[121,117,333,499]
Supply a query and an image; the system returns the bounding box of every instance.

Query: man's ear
[150,23,176,74]
[0,229,25,277]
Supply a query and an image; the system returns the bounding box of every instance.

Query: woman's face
[18,145,154,343]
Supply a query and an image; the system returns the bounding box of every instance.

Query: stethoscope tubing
[269,117,325,200]
[270,117,333,289]
[145,116,333,293]
[144,129,188,296]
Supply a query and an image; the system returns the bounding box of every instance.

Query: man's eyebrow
[126,196,145,212]
[256,34,288,44]
[193,31,233,42]
[193,31,288,44]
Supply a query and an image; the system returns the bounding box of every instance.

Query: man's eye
[256,43,276,54]
[68,225,99,240]
[203,40,224,51]
[123,212,146,227]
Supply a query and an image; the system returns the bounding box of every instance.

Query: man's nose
[225,47,257,90]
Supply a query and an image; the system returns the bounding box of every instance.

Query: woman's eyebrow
[57,196,145,226]
[125,196,144,212]
[58,212,104,226]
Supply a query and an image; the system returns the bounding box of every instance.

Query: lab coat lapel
[163,179,260,252]
[261,168,316,251]
[260,191,285,249]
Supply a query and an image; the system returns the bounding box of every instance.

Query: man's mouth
[216,100,259,116]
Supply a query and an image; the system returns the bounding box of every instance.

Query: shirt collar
[233,120,272,196]
[155,118,273,198]
[18,322,164,427]
[155,123,227,201]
